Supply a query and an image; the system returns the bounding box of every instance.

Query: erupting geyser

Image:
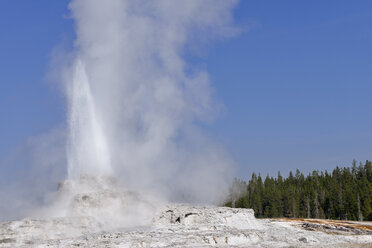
[63,0,239,212]
[1,1,372,247]
[67,59,113,178]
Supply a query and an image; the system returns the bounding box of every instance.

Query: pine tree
[225,160,372,221]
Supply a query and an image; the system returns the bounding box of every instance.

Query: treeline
[225,160,372,221]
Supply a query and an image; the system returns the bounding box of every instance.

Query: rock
[299,237,307,243]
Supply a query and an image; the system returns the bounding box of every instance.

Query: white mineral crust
[1,177,371,247]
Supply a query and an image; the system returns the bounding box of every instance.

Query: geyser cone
[51,174,159,228]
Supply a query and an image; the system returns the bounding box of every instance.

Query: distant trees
[225,160,372,221]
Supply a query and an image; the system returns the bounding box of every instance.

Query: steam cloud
[0,0,239,221]
[65,0,238,204]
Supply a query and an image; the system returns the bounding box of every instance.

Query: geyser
[64,0,239,205]
[67,59,112,178]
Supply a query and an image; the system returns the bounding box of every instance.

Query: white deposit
[0,176,371,248]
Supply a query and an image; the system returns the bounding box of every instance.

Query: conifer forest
[226,160,372,221]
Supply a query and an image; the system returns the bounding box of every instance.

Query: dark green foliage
[225,160,372,221]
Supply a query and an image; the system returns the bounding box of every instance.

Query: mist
[65,0,239,204]
[0,0,239,221]
[0,128,66,221]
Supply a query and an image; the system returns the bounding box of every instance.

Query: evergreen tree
[225,160,372,221]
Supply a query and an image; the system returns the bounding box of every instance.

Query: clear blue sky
[1,1,371,179]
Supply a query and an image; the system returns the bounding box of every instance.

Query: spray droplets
[67,59,112,178]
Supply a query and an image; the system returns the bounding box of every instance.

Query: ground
[1,205,371,247]
[1,176,371,247]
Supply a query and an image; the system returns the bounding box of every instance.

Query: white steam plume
[65,0,239,204]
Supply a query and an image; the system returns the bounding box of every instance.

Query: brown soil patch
[274,218,372,235]
[278,218,372,231]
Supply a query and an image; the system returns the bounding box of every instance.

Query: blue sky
[1,0,371,179]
